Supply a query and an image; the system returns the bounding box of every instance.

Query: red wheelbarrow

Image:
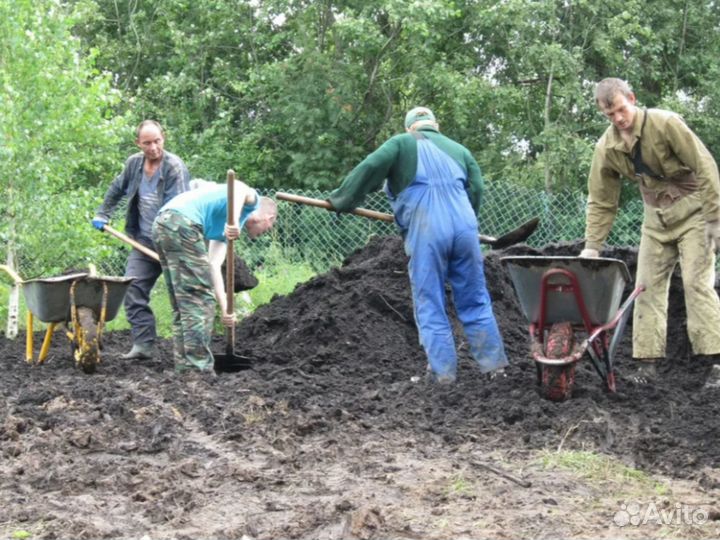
[501,256,644,401]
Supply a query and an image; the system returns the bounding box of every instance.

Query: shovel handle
[275,191,537,248]
[226,170,236,357]
[275,192,395,223]
[103,224,160,261]
[226,170,236,316]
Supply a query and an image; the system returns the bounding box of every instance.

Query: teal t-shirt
[161,184,260,241]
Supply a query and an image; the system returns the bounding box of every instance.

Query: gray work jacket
[95,150,190,240]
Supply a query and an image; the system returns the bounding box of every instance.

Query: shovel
[101,224,258,292]
[213,170,252,372]
[275,192,539,249]
[103,225,160,261]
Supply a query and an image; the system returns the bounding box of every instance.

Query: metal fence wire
[233,184,644,273]
[8,185,645,280]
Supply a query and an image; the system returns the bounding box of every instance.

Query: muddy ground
[1,236,719,539]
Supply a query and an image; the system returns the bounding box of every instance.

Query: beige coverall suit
[585,108,720,359]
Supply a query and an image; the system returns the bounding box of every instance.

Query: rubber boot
[121,342,154,360]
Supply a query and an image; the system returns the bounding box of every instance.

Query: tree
[71,0,720,193]
[0,0,128,278]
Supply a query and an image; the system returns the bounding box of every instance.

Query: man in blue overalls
[329,107,508,384]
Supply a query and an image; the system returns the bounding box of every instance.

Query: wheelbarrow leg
[25,311,33,363]
[38,323,58,364]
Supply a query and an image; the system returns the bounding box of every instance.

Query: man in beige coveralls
[580,78,720,388]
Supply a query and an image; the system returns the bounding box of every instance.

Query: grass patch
[445,472,474,497]
[538,449,669,495]
[245,261,316,308]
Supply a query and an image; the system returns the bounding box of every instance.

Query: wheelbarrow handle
[102,225,160,262]
[0,264,23,284]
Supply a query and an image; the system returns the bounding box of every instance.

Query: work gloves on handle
[705,221,720,253]
[91,216,108,231]
[579,248,599,258]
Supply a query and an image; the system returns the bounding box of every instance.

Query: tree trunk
[543,67,555,193]
[5,248,19,339]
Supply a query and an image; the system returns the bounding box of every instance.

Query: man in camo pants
[152,180,277,373]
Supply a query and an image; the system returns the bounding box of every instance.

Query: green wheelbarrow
[1,265,133,373]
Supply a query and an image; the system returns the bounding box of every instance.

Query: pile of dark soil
[1,235,719,538]
[232,236,720,478]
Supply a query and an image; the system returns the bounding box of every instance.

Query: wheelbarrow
[0,265,133,373]
[500,256,645,401]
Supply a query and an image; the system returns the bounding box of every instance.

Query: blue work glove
[91,216,108,231]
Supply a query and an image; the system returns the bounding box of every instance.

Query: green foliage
[12,186,122,279]
[0,0,128,188]
[0,0,130,280]
[9,0,720,199]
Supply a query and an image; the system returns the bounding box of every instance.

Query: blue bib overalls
[387,137,508,380]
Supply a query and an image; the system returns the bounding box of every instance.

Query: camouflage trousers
[634,192,720,358]
[152,210,216,372]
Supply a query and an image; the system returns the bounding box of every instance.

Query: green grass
[538,449,668,495]
[244,261,315,308]
[445,472,474,497]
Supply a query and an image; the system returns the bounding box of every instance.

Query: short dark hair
[135,119,164,140]
[594,78,633,108]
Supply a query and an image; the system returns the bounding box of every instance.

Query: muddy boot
[121,342,154,360]
[703,365,720,390]
[423,366,455,386]
[630,360,658,385]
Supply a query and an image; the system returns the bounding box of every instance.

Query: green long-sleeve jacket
[328,126,484,216]
[585,108,720,250]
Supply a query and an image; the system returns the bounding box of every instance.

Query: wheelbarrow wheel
[540,322,576,402]
[541,364,576,402]
[72,307,100,374]
[70,340,97,374]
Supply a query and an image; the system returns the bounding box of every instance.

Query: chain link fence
[238,184,644,272]
[4,185,646,281]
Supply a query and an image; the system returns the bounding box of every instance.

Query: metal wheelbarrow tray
[22,273,131,324]
[11,271,133,373]
[501,256,645,400]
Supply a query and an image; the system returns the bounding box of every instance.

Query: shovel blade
[482,217,540,249]
[213,353,253,373]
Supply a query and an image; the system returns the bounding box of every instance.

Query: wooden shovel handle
[226,170,236,356]
[226,171,235,316]
[103,224,160,261]
[275,191,538,248]
[275,192,395,223]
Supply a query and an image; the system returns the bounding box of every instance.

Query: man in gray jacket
[92,120,190,359]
